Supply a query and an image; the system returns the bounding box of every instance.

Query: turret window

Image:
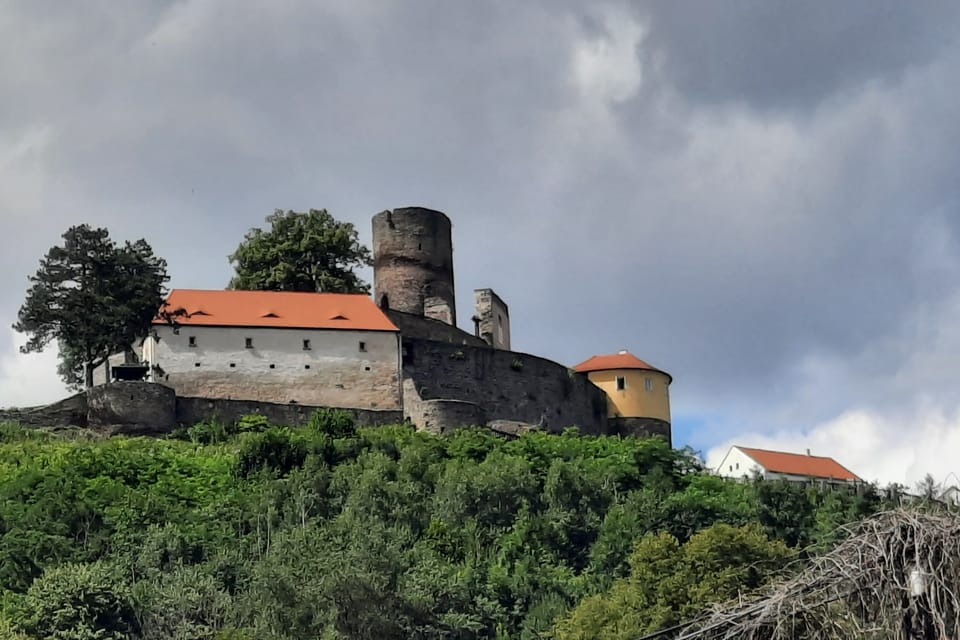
[616,376,625,391]
[645,377,654,392]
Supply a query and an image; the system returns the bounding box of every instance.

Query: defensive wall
[385,309,487,347]
[401,337,609,434]
[0,383,402,434]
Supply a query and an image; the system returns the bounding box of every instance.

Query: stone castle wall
[385,309,486,347]
[608,416,672,446]
[401,338,609,434]
[1,383,402,434]
[87,382,176,434]
[176,396,402,429]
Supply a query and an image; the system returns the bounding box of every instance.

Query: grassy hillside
[0,416,888,639]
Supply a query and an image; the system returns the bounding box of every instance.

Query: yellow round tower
[574,350,672,443]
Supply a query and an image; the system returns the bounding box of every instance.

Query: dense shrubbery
[0,417,888,639]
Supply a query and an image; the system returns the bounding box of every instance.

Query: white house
[715,445,861,485]
[143,289,401,410]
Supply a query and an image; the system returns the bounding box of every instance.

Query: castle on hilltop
[76,208,673,442]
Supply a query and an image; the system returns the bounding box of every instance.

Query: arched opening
[379,294,389,309]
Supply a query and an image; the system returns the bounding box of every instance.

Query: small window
[245,337,253,349]
[229,363,236,368]
[302,339,311,351]
[194,362,201,367]
[304,364,311,370]
[359,341,366,352]
[729,465,733,472]
[616,376,625,391]
[269,364,275,369]
[188,336,197,348]
[645,377,654,392]
[364,366,371,371]
[735,462,740,470]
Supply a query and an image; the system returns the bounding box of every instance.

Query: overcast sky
[3,1,960,487]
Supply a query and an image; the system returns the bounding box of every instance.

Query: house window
[359,341,366,352]
[616,376,625,391]
[735,463,739,470]
[645,377,654,392]
[188,336,197,348]
[729,465,733,472]
[302,339,311,351]
[245,337,253,349]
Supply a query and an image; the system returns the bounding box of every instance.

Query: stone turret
[372,207,457,325]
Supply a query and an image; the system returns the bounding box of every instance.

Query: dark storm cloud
[3,0,960,463]
[639,0,960,111]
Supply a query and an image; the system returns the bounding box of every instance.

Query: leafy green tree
[14,225,169,388]
[20,561,138,640]
[228,209,372,294]
[555,523,793,640]
[755,478,817,548]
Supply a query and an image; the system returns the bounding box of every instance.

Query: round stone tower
[372,207,457,325]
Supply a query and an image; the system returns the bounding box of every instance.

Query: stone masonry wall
[0,393,88,428]
[474,289,511,350]
[385,309,487,347]
[609,417,672,446]
[87,382,177,435]
[401,338,609,434]
[176,396,402,429]
[417,399,486,434]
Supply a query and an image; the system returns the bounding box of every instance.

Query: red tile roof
[157,289,399,332]
[737,446,860,481]
[573,350,671,381]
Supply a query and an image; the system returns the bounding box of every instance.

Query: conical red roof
[573,350,671,382]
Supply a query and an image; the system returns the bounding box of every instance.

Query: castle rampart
[400,338,609,434]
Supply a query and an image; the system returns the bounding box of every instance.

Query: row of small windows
[615,376,656,392]
[187,336,366,352]
[192,362,372,372]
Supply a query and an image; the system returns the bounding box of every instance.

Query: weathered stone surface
[474,289,511,350]
[0,393,88,427]
[486,419,541,437]
[87,382,176,434]
[401,338,609,434]
[373,208,457,325]
[609,416,672,446]
[175,396,401,428]
[385,309,486,346]
[418,399,486,434]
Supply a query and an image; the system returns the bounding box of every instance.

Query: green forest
[0,415,892,639]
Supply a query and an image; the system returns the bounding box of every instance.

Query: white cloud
[570,9,646,108]
[0,329,69,409]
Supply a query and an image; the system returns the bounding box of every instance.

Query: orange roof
[573,350,671,381]
[737,446,860,481]
[157,289,398,332]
